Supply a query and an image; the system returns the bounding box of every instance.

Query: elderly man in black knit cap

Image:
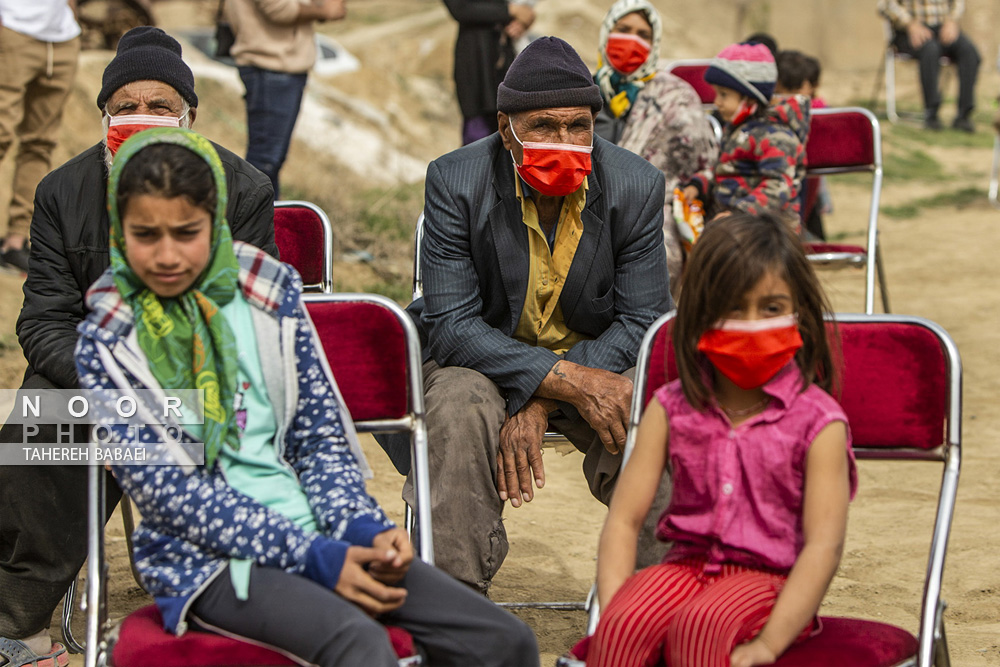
[0,27,276,666]
[384,36,672,594]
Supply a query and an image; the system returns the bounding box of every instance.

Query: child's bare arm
[596,399,670,607]
[731,420,850,666]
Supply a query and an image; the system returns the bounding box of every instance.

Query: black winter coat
[17,141,278,390]
[444,0,515,120]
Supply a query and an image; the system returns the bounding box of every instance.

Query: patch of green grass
[881,186,985,219]
[356,183,424,243]
[360,279,412,305]
[887,122,994,149]
[881,145,945,181]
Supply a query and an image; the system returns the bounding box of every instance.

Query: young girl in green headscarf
[75,128,539,667]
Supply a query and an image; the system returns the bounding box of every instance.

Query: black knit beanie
[97,27,198,110]
[497,37,603,114]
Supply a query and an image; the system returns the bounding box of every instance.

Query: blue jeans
[238,66,308,198]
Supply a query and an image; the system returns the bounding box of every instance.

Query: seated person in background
[681,43,810,238]
[878,0,981,132]
[383,36,672,595]
[0,26,276,666]
[744,31,778,57]
[75,128,539,667]
[775,49,831,240]
[593,0,719,291]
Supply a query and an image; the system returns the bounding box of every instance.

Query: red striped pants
[586,559,790,667]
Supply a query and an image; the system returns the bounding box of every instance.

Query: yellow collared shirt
[512,168,593,354]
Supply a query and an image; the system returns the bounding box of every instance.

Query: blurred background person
[593,0,718,290]
[445,0,536,145]
[0,0,80,273]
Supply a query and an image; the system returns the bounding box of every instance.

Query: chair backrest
[665,59,716,107]
[303,293,433,564]
[802,107,885,314]
[805,107,880,175]
[274,200,334,292]
[628,311,961,666]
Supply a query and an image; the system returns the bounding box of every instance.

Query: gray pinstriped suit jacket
[409,133,672,417]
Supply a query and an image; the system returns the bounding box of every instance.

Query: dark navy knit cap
[97,27,198,110]
[497,37,603,114]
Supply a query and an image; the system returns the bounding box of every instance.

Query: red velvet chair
[802,107,890,315]
[274,200,334,293]
[665,59,716,107]
[81,294,431,667]
[582,311,961,667]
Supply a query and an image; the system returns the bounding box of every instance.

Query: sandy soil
[0,0,997,664]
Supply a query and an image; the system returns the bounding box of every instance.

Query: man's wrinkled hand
[368,528,413,584]
[572,367,632,455]
[496,398,549,507]
[334,546,407,616]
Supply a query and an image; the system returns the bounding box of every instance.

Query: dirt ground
[0,0,998,664]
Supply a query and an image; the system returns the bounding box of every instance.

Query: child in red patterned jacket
[681,43,810,235]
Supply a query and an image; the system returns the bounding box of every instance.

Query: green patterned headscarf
[107,127,240,468]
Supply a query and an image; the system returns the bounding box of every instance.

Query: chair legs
[876,243,891,314]
[989,135,1000,209]
[886,48,900,123]
[61,578,85,654]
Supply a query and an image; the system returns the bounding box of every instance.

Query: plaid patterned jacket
[75,243,391,634]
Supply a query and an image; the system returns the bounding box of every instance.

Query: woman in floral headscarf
[74,127,539,667]
[594,0,719,290]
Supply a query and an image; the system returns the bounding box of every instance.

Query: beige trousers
[0,26,79,238]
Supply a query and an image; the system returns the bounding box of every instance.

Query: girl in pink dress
[584,211,857,667]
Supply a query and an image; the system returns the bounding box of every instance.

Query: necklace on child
[718,396,770,418]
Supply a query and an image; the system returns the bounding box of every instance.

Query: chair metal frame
[803,106,889,315]
[273,200,335,293]
[587,310,961,667]
[81,293,433,667]
[989,134,1000,209]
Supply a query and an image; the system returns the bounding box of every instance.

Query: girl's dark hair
[672,211,839,408]
[116,143,216,217]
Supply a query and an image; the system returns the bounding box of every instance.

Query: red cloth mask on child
[730,99,759,126]
[605,33,651,75]
[697,314,803,390]
[510,122,593,197]
[106,114,185,155]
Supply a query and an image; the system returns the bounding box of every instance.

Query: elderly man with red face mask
[379,36,673,596]
[0,27,276,667]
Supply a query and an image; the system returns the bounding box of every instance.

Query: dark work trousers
[0,371,122,638]
[893,26,981,120]
[386,360,672,594]
[190,559,540,667]
[238,65,308,200]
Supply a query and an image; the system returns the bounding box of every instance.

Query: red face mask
[106,114,185,155]
[510,122,593,197]
[697,314,803,390]
[605,33,651,75]
[730,99,759,126]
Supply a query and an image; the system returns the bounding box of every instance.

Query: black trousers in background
[190,560,540,667]
[893,25,981,120]
[0,371,122,638]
